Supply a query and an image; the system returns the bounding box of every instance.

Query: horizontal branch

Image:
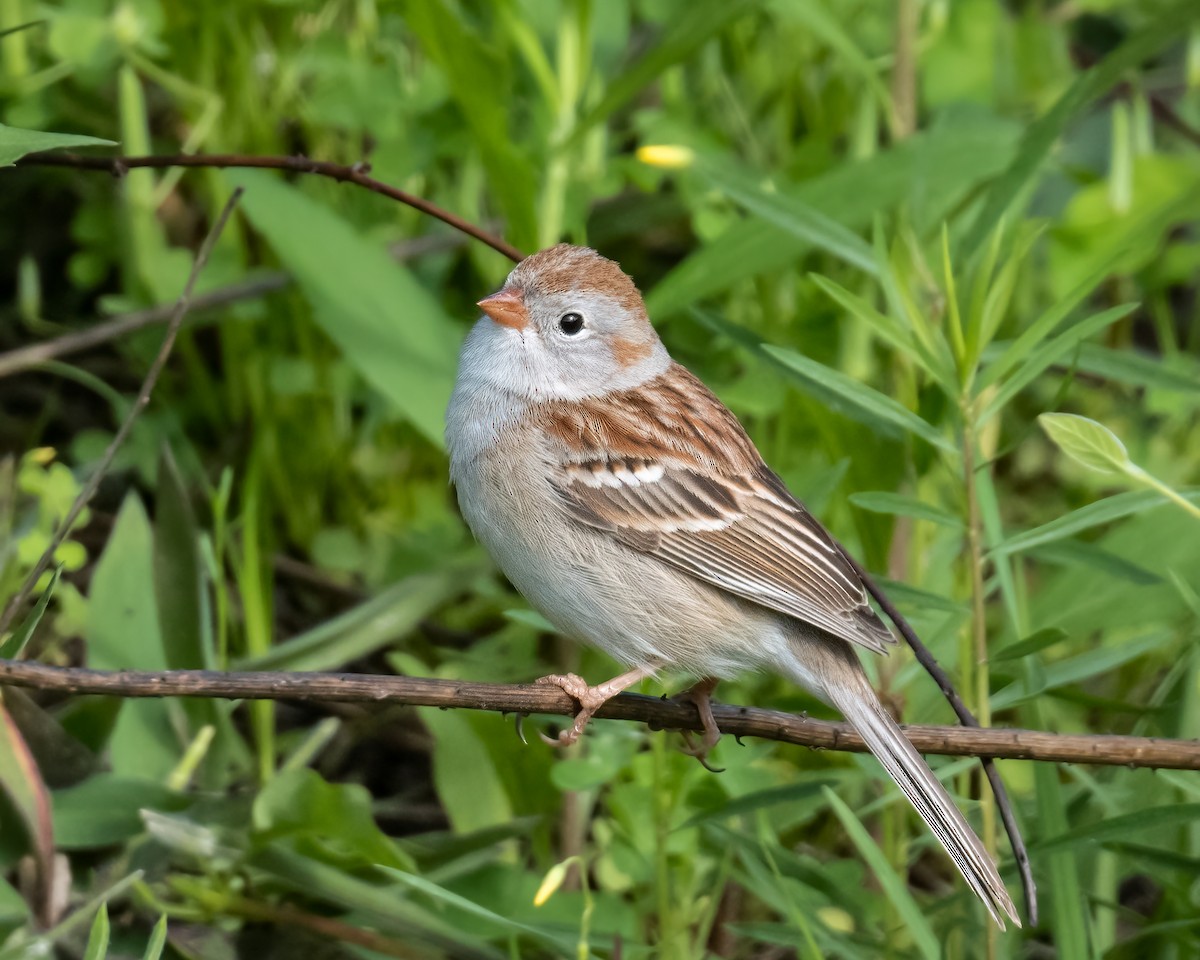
[2,659,1196,770]
[15,151,525,263]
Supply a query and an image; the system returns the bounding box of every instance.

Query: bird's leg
[673,676,723,767]
[536,665,655,746]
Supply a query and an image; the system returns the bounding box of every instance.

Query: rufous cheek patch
[610,336,653,368]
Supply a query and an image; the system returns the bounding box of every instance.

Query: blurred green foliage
[2,1,1200,958]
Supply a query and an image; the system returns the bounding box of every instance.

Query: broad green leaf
[253,768,412,870]
[960,1,1198,258]
[1039,413,1131,475]
[53,774,186,848]
[647,114,1020,316]
[571,0,755,142]
[823,787,940,960]
[848,491,962,528]
[763,344,955,452]
[82,904,110,960]
[232,171,461,446]
[418,708,513,835]
[991,488,1200,557]
[0,123,115,166]
[0,566,60,660]
[1037,803,1200,854]
[700,159,876,274]
[978,304,1137,425]
[86,494,177,778]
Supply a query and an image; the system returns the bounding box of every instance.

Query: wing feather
[538,364,896,655]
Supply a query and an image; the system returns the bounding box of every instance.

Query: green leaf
[1074,343,1200,394]
[1037,803,1200,855]
[235,565,475,672]
[249,845,506,957]
[1039,413,1131,475]
[990,630,1172,710]
[232,170,461,446]
[153,448,210,670]
[418,708,513,835]
[823,787,940,960]
[86,494,178,778]
[699,159,876,274]
[1030,539,1162,586]
[0,123,115,166]
[1033,762,1089,956]
[848,491,962,528]
[960,1,1198,258]
[0,565,61,660]
[991,627,1069,663]
[978,304,1138,424]
[809,274,930,375]
[762,344,955,452]
[571,0,755,142]
[52,774,186,848]
[253,768,412,870]
[991,488,1200,557]
[82,904,110,960]
[141,917,168,960]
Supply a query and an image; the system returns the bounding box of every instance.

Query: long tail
[784,636,1020,929]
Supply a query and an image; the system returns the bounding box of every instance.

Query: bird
[444,242,1018,929]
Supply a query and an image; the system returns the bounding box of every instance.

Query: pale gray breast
[452,419,784,678]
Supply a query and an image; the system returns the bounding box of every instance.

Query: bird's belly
[455,446,782,678]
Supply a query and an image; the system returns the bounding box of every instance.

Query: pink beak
[477,289,528,330]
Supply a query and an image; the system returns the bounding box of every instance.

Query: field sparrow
[445,243,1018,928]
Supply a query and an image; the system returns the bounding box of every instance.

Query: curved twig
[14,152,524,262]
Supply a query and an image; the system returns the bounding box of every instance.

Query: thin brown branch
[1,659,1196,770]
[0,232,469,381]
[14,151,525,262]
[0,189,244,638]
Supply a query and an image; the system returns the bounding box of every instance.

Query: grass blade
[823,787,940,960]
[762,344,955,452]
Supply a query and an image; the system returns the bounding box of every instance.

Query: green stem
[961,403,998,952]
[1126,465,1200,522]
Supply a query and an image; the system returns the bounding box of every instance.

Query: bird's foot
[673,676,724,771]
[536,667,652,746]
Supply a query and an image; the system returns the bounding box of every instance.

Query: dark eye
[558,312,585,335]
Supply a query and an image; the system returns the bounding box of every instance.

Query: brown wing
[538,364,896,655]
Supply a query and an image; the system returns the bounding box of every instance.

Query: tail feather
[786,640,1020,929]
